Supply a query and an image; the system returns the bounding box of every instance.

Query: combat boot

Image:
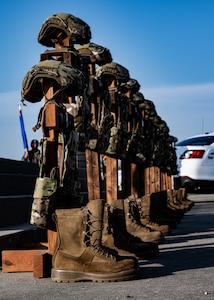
[149,191,179,228]
[102,200,159,260]
[157,190,183,222]
[168,188,194,211]
[180,187,195,210]
[136,195,171,236]
[124,196,164,244]
[167,189,187,212]
[51,199,139,282]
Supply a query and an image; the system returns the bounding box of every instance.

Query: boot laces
[129,199,144,225]
[128,199,151,231]
[147,220,162,227]
[92,244,118,259]
[83,209,117,259]
[107,205,131,243]
[108,204,144,243]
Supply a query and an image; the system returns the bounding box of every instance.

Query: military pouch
[87,126,98,150]
[126,133,146,164]
[96,113,114,153]
[87,114,114,153]
[105,126,120,155]
[30,177,57,229]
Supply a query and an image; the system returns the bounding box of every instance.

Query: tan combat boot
[157,190,183,222]
[136,195,171,236]
[167,188,194,211]
[149,191,179,228]
[179,187,194,209]
[102,200,159,260]
[124,197,164,244]
[51,199,139,282]
[167,189,187,212]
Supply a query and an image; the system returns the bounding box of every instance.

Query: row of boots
[51,188,193,282]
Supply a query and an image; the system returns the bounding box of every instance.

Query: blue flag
[18,103,28,159]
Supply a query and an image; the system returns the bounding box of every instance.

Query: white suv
[175,132,214,191]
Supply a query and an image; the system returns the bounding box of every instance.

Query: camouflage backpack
[21,59,85,103]
[38,13,91,47]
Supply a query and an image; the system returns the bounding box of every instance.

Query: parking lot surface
[0,194,214,300]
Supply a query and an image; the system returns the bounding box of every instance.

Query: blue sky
[1,0,214,160]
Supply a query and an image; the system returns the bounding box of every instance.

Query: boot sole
[51,268,139,283]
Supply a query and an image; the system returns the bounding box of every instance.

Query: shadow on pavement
[138,201,214,279]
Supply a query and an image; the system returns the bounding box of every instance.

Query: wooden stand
[106,156,118,203]
[86,149,101,200]
[1,47,175,277]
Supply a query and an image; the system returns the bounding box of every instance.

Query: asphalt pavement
[0,193,214,300]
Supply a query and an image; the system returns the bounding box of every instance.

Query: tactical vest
[74,44,114,153]
[86,81,114,153]
[96,62,130,159]
[30,126,81,230]
[126,87,147,164]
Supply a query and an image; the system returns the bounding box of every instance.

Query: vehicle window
[176,136,214,146]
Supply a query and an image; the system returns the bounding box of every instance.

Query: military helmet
[153,116,169,133]
[167,135,178,143]
[153,115,162,126]
[38,13,92,47]
[139,98,155,110]
[21,60,85,103]
[76,42,112,66]
[120,78,140,93]
[132,92,145,104]
[31,139,39,147]
[96,62,130,82]
[158,119,170,133]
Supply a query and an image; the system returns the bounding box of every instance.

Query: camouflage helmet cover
[132,92,145,104]
[96,62,130,82]
[139,98,156,111]
[38,13,92,47]
[76,42,112,66]
[21,60,85,103]
[167,135,178,143]
[120,78,141,93]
